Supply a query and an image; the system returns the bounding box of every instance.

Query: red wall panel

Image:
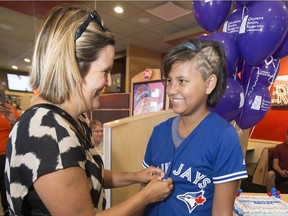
[250,56,288,142]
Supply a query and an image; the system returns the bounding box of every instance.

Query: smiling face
[92,124,103,146]
[81,45,115,111]
[166,60,215,117]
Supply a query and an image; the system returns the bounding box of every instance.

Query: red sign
[271,76,288,107]
[143,69,153,80]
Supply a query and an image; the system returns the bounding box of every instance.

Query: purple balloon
[222,8,243,41]
[236,83,271,129]
[192,0,232,32]
[237,58,245,73]
[235,0,254,6]
[242,56,280,95]
[273,32,288,59]
[209,32,240,78]
[211,78,244,122]
[233,1,242,9]
[237,1,288,66]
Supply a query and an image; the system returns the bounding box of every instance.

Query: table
[242,192,288,203]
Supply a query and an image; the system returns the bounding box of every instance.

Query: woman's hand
[135,166,165,184]
[0,103,16,124]
[141,178,173,204]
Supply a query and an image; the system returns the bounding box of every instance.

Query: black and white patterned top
[4,105,105,215]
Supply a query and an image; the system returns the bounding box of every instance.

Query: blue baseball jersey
[142,112,247,216]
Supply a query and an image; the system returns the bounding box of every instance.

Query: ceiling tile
[170,13,199,29]
[130,30,162,42]
[126,1,164,10]
[146,1,191,21]
[174,1,193,10]
[117,36,141,46]
[151,22,183,35]
[125,11,165,29]
[100,13,121,26]
[110,21,142,36]
[148,39,174,51]
[113,31,126,42]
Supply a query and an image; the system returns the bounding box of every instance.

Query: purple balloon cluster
[192,0,288,129]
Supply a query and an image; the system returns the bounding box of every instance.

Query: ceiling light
[12,65,18,70]
[138,18,150,24]
[114,6,124,14]
[24,58,31,63]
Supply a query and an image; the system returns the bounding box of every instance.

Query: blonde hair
[30,4,115,104]
[90,120,103,130]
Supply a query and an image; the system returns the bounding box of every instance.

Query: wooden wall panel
[91,93,130,123]
[125,44,162,92]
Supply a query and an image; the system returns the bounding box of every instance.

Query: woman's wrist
[130,171,140,184]
[137,187,150,206]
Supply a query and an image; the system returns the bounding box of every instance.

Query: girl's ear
[206,74,217,95]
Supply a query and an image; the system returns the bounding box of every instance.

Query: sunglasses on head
[75,10,107,41]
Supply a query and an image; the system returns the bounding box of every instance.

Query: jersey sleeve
[212,126,248,184]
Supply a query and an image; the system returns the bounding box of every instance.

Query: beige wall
[125,44,162,92]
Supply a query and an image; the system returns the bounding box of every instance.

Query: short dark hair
[161,38,227,107]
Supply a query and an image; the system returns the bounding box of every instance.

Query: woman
[90,120,104,157]
[5,5,173,216]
